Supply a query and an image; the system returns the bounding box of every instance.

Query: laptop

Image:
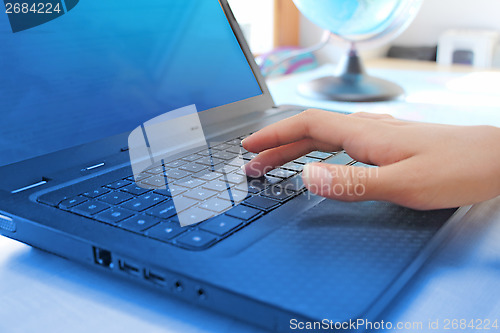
[0,1,469,332]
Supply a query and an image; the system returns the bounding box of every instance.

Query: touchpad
[228,199,459,320]
[294,199,456,232]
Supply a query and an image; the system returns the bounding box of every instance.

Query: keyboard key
[177,207,214,226]
[233,169,247,177]
[294,156,322,165]
[145,166,165,175]
[228,155,248,166]
[139,176,166,188]
[225,145,243,154]
[98,191,134,205]
[246,183,263,194]
[119,215,159,232]
[196,156,225,166]
[153,185,187,197]
[244,196,280,211]
[214,165,238,174]
[175,230,217,249]
[106,180,132,190]
[59,196,88,209]
[218,172,247,184]
[201,215,242,236]
[95,208,134,224]
[192,170,221,181]
[203,180,229,192]
[264,175,282,185]
[184,188,218,201]
[146,221,185,241]
[212,151,237,160]
[125,173,151,182]
[211,143,231,151]
[242,152,258,160]
[324,152,354,165]
[226,205,262,221]
[225,138,242,145]
[266,169,296,179]
[120,184,150,196]
[71,201,110,216]
[281,162,304,172]
[164,169,191,180]
[218,188,250,204]
[174,177,206,189]
[306,151,334,160]
[199,197,233,213]
[182,154,201,162]
[246,177,272,192]
[170,196,198,212]
[82,188,111,198]
[196,148,211,157]
[280,175,306,192]
[165,160,187,168]
[120,193,166,212]
[37,191,69,207]
[180,163,206,173]
[261,186,295,202]
[146,201,177,219]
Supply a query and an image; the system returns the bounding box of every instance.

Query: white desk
[1,59,500,333]
[268,58,500,329]
[268,59,500,127]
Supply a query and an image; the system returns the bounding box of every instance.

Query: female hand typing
[242,109,500,210]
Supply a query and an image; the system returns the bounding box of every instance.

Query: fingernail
[302,164,332,192]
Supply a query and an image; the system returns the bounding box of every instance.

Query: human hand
[242,109,500,210]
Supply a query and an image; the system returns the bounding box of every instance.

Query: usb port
[118,260,140,276]
[144,269,167,286]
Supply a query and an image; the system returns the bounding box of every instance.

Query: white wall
[228,0,274,54]
[300,0,500,64]
[394,0,500,46]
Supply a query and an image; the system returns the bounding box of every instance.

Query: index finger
[242,109,367,153]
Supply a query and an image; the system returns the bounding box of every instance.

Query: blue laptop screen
[0,0,262,167]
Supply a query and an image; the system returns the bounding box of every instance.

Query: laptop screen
[0,0,263,167]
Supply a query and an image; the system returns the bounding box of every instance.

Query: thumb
[301,162,402,203]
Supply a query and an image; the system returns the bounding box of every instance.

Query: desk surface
[1,59,500,333]
[268,58,500,127]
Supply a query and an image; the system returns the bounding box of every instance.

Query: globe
[292,0,423,102]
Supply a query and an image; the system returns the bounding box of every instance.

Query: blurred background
[229,0,500,70]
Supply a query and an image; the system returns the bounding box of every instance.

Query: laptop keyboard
[37,134,358,251]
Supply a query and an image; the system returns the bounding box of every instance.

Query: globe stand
[297,48,404,102]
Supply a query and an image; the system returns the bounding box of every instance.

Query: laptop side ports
[118,259,141,277]
[93,247,113,268]
[143,269,167,286]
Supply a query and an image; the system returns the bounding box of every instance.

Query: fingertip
[302,163,332,194]
[242,161,262,178]
[241,137,249,149]
[241,136,248,146]
[241,135,259,153]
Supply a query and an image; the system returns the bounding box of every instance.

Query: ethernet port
[93,247,113,268]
